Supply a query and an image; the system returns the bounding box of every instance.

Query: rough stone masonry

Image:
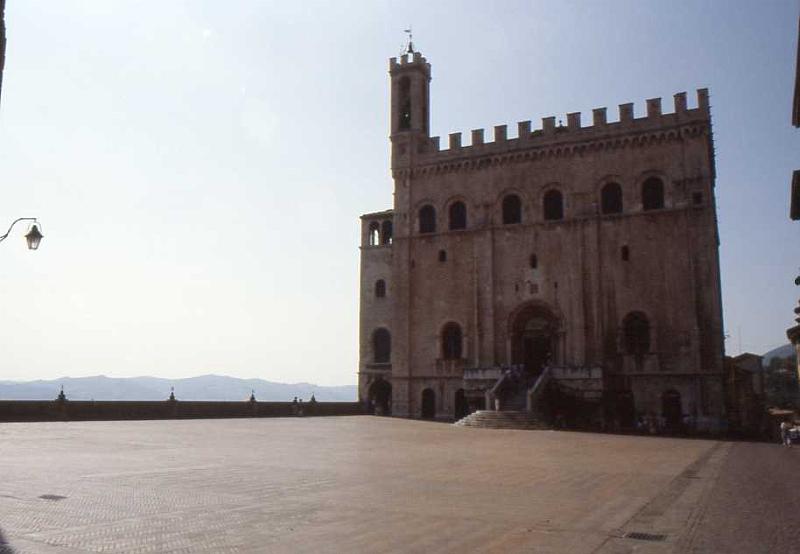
[358,49,724,429]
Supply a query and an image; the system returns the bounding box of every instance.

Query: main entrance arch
[510,302,560,375]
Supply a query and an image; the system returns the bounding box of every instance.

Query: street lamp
[0,217,43,250]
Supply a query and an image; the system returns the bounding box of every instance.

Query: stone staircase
[502,387,528,411]
[454,410,549,430]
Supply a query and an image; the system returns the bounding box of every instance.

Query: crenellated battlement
[389,51,430,72]
[421,89,710,164]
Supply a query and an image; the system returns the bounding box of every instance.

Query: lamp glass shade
[25,224,43,250]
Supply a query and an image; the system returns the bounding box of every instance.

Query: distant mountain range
[3,344,793,401]
[0,375,357,402]
[762,344,795,364]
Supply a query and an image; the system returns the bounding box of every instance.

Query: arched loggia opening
[380,220,393,244]
[368,378,392,416]
[368,221,380,246]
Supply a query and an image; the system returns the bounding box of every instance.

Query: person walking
[780,420,792,447]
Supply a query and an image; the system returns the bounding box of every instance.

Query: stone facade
[787,15,800,379]
[359,50,726,430]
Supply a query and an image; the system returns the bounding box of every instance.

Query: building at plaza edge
[358,47,726,432]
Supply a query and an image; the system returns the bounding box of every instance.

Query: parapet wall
[423,89,710,163]
[0,400,364,422]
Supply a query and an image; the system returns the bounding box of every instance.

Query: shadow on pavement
[0,527,15,554]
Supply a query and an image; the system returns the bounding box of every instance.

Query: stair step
[454,410,549,431]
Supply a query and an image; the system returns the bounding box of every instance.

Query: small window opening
[375,279,386,298]
[438,250,447,262]
[621,246,629,261]
[502,194,522,224]
[529,254,538,269]
[692,192,703,205]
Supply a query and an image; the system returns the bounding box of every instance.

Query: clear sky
[0,1,797,385]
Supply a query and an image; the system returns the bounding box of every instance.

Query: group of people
[291,395,316,416]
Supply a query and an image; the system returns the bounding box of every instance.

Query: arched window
[601,182,623,214]
[373,328,391,363]
[621,245,630,261]
[441,322,463,360]
[529,254,538,269]
[398,77,411,130]
[419,205,436,234]
[622,312,650,356]
[449,201,467,230]
[543,189,563,221]
[502,194,521,224]
[375,279,386,298]
[380,220,393,245]
[368,221,380,246]
[642,177,664,211]
[438,249,447,262]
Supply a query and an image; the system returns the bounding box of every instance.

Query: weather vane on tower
[401,26,415,56]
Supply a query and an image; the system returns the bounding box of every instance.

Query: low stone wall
[0,400,364,422]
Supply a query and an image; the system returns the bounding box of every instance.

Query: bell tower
[389,47,431,170]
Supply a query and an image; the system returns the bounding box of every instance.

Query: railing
[527,366,552,413]
[365,362,392,371]
[463,364,524,381]
[435,358,466,376]
[463,367,502,381]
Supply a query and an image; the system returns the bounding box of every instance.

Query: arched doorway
[615,390,636,429]
[421,388,436,419]
[662,389,682,431]
[511,303,559,376]
[368,378,392,416]
[454,389,469,420]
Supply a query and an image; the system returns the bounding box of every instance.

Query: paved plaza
[0,417,796,553]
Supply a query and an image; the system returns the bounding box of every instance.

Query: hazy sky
[0,1,797,385]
